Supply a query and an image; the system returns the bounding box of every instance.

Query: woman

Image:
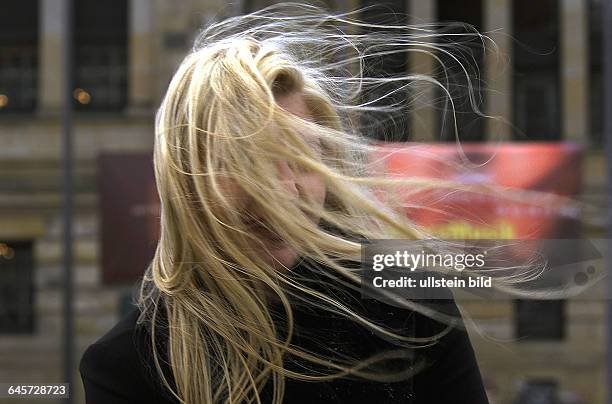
[80,3,514,403]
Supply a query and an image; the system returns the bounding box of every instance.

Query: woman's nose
[275,160,300,198]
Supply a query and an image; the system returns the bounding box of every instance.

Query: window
[360,0,410,141]
[73,0,128,112]
[0,0,38,113]
[512,0,561,141]
[0,241,34,334]
[589,0,603,148]
[436,0,485,142]
[515,299,565,341]
[515,73,560,138]
[244,0,338,13]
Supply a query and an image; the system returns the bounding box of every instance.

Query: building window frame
[0,0,39,114]
[0,240,35,335]
[515,299,565,341]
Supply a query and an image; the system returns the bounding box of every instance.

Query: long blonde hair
[137,3,586,403]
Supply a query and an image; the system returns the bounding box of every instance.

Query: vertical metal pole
[604,0,612,402]
[62,0,74,403]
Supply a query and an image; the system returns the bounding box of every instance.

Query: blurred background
[0,0,608,403]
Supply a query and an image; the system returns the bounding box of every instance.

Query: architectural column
[408,0,437,141]
[561,0,589,146]
[483,0,512,141]
[39,0,68,114]
[128,0,154,113]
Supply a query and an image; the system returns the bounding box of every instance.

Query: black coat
[80,259,489,404]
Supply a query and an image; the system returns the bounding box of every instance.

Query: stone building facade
[0,0,606,403]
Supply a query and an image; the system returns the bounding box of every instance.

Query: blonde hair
[137,3,587,403]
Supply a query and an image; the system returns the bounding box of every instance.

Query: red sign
[371,142,583,240]
[98,153,160,284]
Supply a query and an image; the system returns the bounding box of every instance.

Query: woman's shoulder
[79,306,178,403]
[84,306,142,351]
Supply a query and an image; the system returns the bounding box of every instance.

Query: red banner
[371,142,583,240]
[98,153,159,284]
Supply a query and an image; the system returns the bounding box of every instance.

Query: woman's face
[219,91,327,269]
